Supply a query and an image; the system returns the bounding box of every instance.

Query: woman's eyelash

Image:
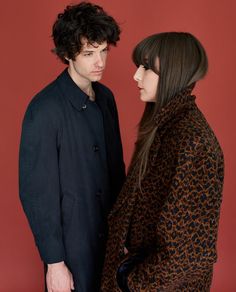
[143,64,149,70]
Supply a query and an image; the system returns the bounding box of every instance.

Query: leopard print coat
[101,90,224,292]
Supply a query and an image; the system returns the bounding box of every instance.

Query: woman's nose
[133,66,143,82]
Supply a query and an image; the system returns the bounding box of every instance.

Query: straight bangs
[132,35,160,75]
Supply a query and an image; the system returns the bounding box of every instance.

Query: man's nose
[95,54,104,67]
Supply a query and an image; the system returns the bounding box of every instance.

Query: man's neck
[67,68,95,101]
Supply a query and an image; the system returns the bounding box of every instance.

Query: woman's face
[133,60,159,102]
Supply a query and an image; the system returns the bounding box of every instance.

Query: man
[19,2,125,291]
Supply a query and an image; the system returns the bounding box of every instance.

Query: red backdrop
[0,1,235,291]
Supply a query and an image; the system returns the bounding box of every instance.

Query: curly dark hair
[52,2,121,64]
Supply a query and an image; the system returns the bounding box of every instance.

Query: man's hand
[46,261,74,292]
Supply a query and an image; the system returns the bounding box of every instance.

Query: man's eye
[83,53,93,56]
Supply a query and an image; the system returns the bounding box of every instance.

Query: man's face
[68,39,108,83]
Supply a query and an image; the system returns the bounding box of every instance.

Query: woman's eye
[143,64,149,70]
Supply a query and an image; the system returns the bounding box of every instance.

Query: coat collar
[56,68,92,111]
[154,85,196,130]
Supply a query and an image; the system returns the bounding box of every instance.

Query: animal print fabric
[101,89,224,292]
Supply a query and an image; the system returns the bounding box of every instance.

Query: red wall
[0,1,235,291]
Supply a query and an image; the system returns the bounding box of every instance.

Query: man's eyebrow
[82,50,94,52]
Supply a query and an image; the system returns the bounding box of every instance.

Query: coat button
[93,145,99,152]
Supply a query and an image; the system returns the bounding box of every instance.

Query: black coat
[19,69,126,291]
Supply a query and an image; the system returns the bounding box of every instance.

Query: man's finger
[71,276,75,290]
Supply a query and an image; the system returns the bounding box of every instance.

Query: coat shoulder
[22,78,64,131]
[170,107,223,156]
[27,78,63,112]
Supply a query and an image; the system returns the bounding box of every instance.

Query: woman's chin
[140,95,156,103]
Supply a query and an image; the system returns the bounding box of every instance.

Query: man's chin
[90,75,103,82]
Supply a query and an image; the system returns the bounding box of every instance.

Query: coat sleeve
[128,144,224,290]
[108,95,126,205]
[19,100,65,264]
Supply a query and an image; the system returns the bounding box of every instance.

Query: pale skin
[46,39,108,292]
[67,38,108,100]
[47,262,74,292]
[133,61,160,103]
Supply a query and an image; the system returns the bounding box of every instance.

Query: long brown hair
[130,32,208,189]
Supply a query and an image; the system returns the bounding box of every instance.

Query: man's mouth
[91,70,104,74]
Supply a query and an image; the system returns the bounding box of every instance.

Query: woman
[101,32,224,292]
